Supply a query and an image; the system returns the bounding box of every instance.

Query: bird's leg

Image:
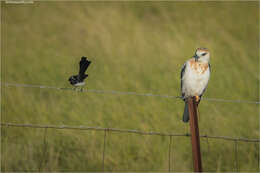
[74,86,81,92]
[80,86,84,92]
[195,95,200,103]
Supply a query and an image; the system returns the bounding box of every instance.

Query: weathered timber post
[187,96,203,172]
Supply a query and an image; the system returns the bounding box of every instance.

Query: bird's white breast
[74,82,85,86]
[182,60,210,98]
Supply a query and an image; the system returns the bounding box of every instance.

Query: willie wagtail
[68,56,91,90]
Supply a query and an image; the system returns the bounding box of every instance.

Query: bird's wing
[180,62,187,98]
[79,57,91,75]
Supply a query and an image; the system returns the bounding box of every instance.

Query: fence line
[1,82,260,104]
[2,122,259,171]
[2,83,259,171]
[1,122,260,143]
[234,141,239,172]
[102,130,107,172]
[38,128,48,172]
[168,136,173,172]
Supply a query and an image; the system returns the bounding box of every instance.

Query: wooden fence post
[187,96,203,172]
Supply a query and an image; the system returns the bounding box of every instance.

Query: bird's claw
[195,95,200,103]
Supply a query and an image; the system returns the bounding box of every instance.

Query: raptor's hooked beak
[194,54,199,62]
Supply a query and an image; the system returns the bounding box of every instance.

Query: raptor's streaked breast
[181,59,210,98]
[189,59,209,74]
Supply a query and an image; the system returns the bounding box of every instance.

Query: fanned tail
[79,57,91,80]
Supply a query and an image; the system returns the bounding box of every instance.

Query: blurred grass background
[1,1,259,172]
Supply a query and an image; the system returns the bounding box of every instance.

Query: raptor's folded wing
[180,63,186,98]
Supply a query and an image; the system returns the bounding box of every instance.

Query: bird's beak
[193,54,199,62]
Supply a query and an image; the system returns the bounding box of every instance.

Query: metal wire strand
[168,135,172,172]
[204,135,211,172]
[102,129,108,172]
[38,128,48,172]
[234,140,239,172]
[257,143,260,172]
[2,82,260,104]
[1,123,260,143]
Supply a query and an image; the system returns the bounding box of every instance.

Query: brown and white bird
[181,48,211,122]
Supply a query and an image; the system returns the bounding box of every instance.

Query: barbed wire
[1,122,260,143]
[1,82,260,104]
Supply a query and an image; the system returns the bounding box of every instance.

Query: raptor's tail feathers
[182,101,189,123]
[79,57,91,80]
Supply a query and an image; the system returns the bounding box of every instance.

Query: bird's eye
[202,53,207,56]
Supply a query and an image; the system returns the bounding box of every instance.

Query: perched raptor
[181,48,211,122]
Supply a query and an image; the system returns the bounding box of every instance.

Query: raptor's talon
[195,96,200,102]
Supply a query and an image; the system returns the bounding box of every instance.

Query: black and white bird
[68,56,91,90]
[181,48,211,122]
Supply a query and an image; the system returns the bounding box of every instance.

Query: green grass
[1,1,259,172]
